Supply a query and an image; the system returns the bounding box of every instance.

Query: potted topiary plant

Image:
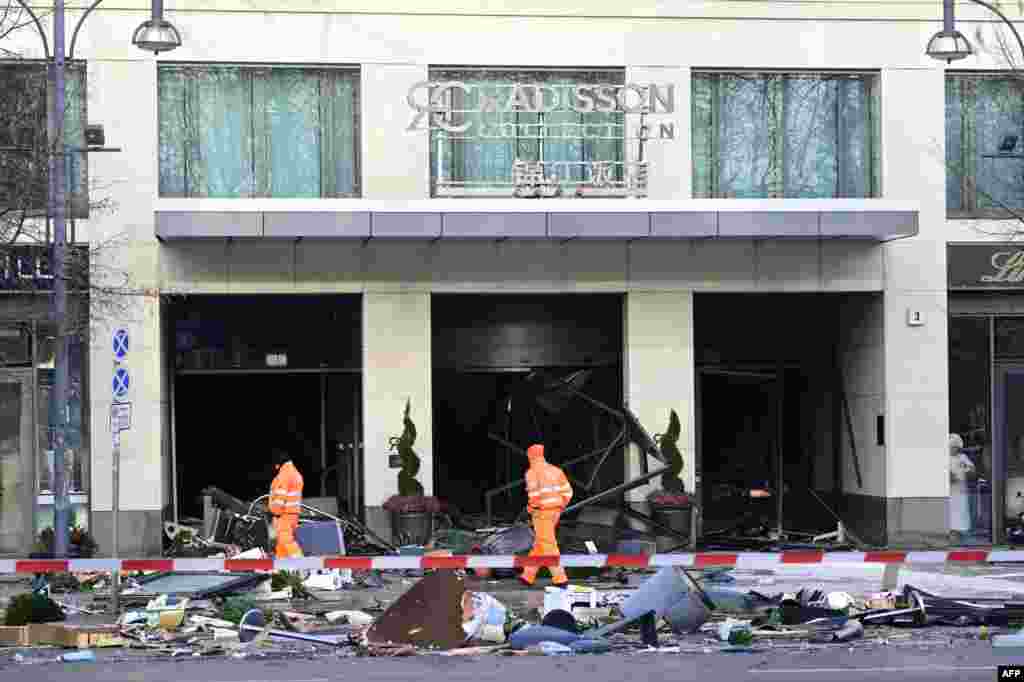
[383,400,443,546]
[30,526,99,559]
[646,409,693,551]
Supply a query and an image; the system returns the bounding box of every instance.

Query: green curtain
[692,72,879,199]
[430,69,625,195]
[158,65,358,198]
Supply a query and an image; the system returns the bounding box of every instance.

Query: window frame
[156,62,362,199]
[0,59,89,219]
[946,71,1024,219]
[691,68,882,200]
[427,66,631,198]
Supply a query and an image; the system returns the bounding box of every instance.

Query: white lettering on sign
[406,81,677,133]
[981,250,1024,283]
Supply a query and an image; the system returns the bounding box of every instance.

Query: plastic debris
[304,569,353,592]
[621,567,710,634]
[543,585,597,618]
[325,610,375,626]
[829,619,864,642]
[60,650,97,663]
[462,592,508,643]
[509,624,581,649]
[717,619,753,644]
[826,592,855,611]
[536,641,574,655]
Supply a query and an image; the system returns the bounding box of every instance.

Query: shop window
[0,61,88,218]
[949,317,992,542]
[692,71,881,199]
[158,64,360,198]
[428,68,628,197]
[947,74,1024,217]
[34,326,89,535]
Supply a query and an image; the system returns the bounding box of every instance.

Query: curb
[2,550,1022,573]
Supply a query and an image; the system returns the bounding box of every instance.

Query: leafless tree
[0,0,156,340]
[942,1,1024,236]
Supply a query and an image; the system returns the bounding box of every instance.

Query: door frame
[170,368,363,521]
[0,367,37,556]
[992,362,1024,544]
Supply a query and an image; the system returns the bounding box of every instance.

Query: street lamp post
[11,0,180,559]
[926,0,1024,63]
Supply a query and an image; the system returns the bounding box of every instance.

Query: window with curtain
[947,74,1024,216]
[692,71,881,199]
[429,68,626,196]
[0,61,88,218]
[158,64,359,198]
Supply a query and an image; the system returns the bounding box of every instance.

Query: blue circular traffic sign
[112,367,130,399]
[113,329,129,360]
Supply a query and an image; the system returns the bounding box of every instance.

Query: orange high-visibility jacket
[269,461,303,517]
[525,445,573,512]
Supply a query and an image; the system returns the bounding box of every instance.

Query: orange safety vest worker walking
[269,450,304,559]
[521,443,573,587]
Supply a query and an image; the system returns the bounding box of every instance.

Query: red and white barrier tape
[2,550,1024,574]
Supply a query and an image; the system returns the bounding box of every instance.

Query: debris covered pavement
[4,556,1024,669]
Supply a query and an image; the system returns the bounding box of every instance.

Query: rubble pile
[3,558,1024,668]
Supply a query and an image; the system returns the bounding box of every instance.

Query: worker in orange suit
[269,449,304,559]
[521,444,573,587]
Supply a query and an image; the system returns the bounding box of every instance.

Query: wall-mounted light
[132,0,182,55]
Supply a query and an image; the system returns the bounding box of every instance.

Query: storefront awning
[155,199,918,242]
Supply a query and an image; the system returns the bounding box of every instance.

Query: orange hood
[527,444,546,465]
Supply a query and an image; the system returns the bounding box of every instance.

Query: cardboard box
[27,624,122,649]
[0,625,30,647]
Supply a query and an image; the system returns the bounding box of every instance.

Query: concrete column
[362,291,432,540]
[624,67,690,200]
[880,67,950,546]
[623,291,696,503]
[85,60,164,557]
[361,64,429,199]
[88,294,164,557]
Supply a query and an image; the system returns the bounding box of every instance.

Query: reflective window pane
[949,317,992,542]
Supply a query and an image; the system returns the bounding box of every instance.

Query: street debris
[7,553,1024,667]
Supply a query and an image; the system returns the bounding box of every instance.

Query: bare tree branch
[0,0,154,342]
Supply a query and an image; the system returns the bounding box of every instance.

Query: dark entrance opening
[695,294,843,543]
[431,294,624,523]
[168,295,362,522]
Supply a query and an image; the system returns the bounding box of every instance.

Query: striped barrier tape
[2,550,1024,574]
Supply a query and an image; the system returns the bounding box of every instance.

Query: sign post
[111,329,131,614]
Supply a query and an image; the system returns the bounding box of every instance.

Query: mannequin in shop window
[949,433,976,541]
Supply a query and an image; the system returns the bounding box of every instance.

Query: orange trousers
[521,508,567,585]
[273,514,303,559]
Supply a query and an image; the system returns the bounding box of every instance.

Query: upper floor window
[158,64,359,198]
[0,61,88,219]
[428,68,637,197]
[947,74,1024,217]
[692,71,881,199]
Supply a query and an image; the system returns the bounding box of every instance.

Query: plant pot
[650,505,691,553]
[390,511,434,546]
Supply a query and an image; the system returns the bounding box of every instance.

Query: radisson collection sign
[406,81,678,138]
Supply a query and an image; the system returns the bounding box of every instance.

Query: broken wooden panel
[366,571,468,650]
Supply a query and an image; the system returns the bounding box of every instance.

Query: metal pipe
[944,0,955,33]
[68,0,105,59]
[51,0,70,559]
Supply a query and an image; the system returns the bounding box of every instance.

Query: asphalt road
[4,641,1020,682]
